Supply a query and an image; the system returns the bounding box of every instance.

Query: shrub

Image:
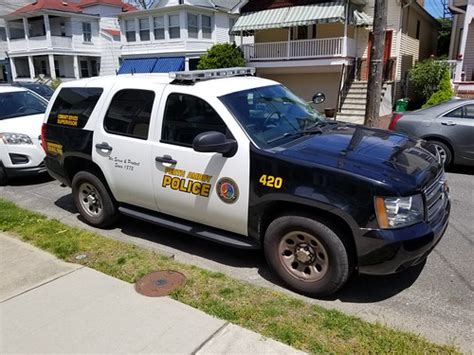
[410,59,449,101]
[422,69,454,108]
[197,43,246,70]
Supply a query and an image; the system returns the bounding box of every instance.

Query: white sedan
[0,85,48,185]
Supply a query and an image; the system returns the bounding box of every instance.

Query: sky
[423,0,448,19]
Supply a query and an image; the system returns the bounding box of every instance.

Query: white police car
[42,68,449,297]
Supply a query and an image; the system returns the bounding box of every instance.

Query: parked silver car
[390,99,474,167]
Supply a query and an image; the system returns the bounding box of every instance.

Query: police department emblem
[216,177,239,204]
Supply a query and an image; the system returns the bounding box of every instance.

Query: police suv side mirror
[312,92,326,104]
[192,131,237,158]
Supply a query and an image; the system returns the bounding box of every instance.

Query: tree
[197,43,246,70]
[422,69,454,108]
[126,0,154,9]
[364,0,387,127]
[410,59,450,102]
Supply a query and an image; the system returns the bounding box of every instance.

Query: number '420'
[259,175,283,189]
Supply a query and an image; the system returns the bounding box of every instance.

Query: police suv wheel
[264,216,350,297]
[72,171,118,228]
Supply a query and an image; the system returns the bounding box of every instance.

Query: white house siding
[82,4,123,17]
[71,17,101,54]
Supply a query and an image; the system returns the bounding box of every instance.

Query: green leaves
[197,43,246,70]
[410,59,451,102]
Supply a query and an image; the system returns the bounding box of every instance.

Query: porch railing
[51,36,72,49]
[242,37,352,61]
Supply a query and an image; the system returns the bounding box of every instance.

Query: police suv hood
[277,123,441,193]
[0,114,44,141]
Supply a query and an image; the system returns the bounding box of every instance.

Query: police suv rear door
[92,82,163,211]
[150,85,250,236]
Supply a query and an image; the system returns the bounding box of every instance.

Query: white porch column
[22,18,29,50]
[73,55,80,79]
[27,56,35,80]
[48,54,56,79]
[184,57,190,71]
[343,1,349,57]
[44,14,52,48]
[455,5,473,81]
[287,27,291,59]
[9,57,17,80]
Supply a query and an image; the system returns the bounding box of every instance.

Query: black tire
[0,164,7,186]
[264,215,351,297]
[72,171,118,228]
[428,140,452,168]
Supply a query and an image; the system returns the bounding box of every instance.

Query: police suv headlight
[375,194,424,229]
[0,133,33,145]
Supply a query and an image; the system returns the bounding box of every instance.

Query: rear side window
[445,104,474,119]
[103,89,155,140]
[48,87,103,128]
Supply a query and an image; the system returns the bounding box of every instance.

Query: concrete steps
[337,81,388,125]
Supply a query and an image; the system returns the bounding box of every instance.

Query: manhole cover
[135,271,186,297]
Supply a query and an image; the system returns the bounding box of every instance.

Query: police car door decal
[151,90,250,237]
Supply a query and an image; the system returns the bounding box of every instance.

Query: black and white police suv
[42,68,450,297]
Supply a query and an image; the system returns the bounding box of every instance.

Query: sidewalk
[0,233,305,354]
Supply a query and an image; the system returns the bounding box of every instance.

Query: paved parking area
[1,166,473,352]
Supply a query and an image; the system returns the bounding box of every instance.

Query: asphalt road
[1,166,473,352]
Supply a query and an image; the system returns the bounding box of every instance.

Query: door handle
[155,155,177,165]
[441,121,457,126]
[95,142,113,152]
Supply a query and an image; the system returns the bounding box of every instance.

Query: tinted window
[446,104,474,119]
[0,90,47,120]
[162,93,227,146]
[48,87,103,128]
[104,89,155,140]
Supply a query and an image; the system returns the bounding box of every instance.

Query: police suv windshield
[220,85,326,148]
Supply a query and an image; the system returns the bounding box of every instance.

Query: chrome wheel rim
[78,183,103,217]
[278,231,329,282]
[433,144,447,164]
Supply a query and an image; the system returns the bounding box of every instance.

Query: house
[232,0,439,123]
[1,0,135,83]
[0,0,31,83]
[117,0,248,73]
[449,0,474,97]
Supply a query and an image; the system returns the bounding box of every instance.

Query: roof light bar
[170,67,256,82]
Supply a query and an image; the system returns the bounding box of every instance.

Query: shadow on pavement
[53,193,424,303]
[8,173,53,187]
[446,164,474,175]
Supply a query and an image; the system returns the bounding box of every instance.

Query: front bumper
[3,160,47,178]
[357,199,450,275]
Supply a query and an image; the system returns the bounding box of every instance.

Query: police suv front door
[151,89,250,236]
[93,85,160,211]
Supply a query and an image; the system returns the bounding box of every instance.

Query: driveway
[1,166,473,352]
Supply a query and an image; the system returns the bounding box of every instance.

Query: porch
[10,54,100,81]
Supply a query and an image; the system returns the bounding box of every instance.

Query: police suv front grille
[424,173,447,222]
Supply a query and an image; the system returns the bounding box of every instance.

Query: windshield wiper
[266,127,323,144]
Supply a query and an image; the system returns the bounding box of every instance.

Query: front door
[365,30,393,80]
[93,85,160,211]
[440,103,474,162]
[151,88,250,236]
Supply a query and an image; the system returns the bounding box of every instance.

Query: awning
[118,57,185,74]
[230,1,372,34]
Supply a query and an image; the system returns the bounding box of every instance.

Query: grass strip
[0,198,458,354]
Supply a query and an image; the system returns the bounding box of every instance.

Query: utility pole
[364,0,387,127]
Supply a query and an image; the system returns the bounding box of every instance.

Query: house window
[416,20,421,40]
[40,60,47,75]
[188,13,198,39]
[90,59,98,77]
[9,20,25,39]
[54,60,60,78]
[82,22,92,42]
[153,16,164,40]
[169,14,180,39]
[125,20,136,42]
[202,15,212,39]
[80,60,89,77]
[139,18,150,41]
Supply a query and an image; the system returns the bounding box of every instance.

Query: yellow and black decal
[162,167,212,197]
[45,142,63,156]
[57,114,79,127]
[259,174,283,189]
